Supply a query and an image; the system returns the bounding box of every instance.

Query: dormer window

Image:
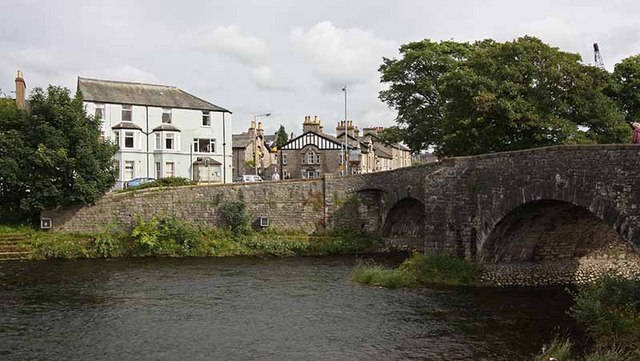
[162,108,172,124]
[122,105,132,121]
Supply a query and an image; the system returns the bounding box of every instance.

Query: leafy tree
[0,86,117,222]
[275,124,288,148]
[379,36,629,156]
[612,54,640,124]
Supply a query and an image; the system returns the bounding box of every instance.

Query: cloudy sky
[1,0,639,135]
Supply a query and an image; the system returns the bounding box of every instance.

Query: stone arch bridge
[45,145,640,264]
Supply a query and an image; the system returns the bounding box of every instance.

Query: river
[0,256,576,360]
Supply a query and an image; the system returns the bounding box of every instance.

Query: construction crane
[593,43,605,69]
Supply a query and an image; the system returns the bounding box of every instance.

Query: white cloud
[290,21,397,89]
[251,65,290,91]
[196,25,268,66]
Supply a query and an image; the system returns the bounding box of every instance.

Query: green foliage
[119,177,196,192]
[275,124,289,148]
[130,214,205,256]
[218,201,251,234]
[0,87,117,222]
[244,160,256,169]
[93,232,127,258]
[612,55,640,125]
[533,337,573,361]
[570,276,640,354]
[379,36,629,156]
[352,252,483,288]
[30,232,93,259]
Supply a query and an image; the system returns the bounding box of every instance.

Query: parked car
[237,175,263,183]
[125,177,155,188]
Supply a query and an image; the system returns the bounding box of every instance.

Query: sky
[1,0,639,136]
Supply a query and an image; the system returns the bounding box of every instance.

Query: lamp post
[252,112,271,177]
[341,85,348,176]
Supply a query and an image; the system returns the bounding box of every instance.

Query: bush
[93,232,127,258]
[352,252,483,288]
[131,214,205,256]
[533,338,573,361]
[570,276,640,353]
[120,177,196,192]
[218,201,251,234]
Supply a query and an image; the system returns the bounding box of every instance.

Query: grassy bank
[534,276,640,361]
[351,252,483,288]
[22,216,384,260]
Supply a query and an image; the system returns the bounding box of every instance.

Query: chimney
[257,122,264,137]
[15,70,26,110]
[303,115,322,133]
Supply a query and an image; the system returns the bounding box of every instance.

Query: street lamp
[341,85,348,176]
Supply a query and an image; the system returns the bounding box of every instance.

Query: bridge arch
[382,196,425,249]
[479,199,635,263]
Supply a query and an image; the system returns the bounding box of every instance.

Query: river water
[0,256,576,360]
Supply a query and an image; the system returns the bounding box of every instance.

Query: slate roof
[232,133,277,149]
[77,77,230,112]
[111,122,142,130]
[153,124,181,132]
[372,142,393,159]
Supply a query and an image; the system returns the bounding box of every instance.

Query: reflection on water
[0,256,576,360]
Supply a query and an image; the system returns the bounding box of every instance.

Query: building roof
[153,124,181,132]
[77,77,230,112]
[373,143,393,159]
[281,130,356,150]
[111,122,142,130]
[232,132,277,149]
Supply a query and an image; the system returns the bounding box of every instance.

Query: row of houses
[232,115,412,180]
[8,71,414,186]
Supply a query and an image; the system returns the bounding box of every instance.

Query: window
[165,162,175,178]
[124,161,135,180]
[305,151,316,165]
[202,111,211,127]
[122,105,132,121]
[282,154,287,165]
[95,103,104,119]
[155,162,161,179]
[193,138,215,153]
[114,131,120,147]
[165,133,175,150]
[162,108,172,124]
[315,153,320,164]
[307,171,320,179]
[124,131,135,148]
[155,133,162,150]
[283,170,290,179]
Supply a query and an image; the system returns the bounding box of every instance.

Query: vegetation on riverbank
[351,252,483,288]
[535,276,640,361]
[21,214,384,260]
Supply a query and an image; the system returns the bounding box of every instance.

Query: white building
[78,77,232,188]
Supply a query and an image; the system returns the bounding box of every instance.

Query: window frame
[202,111,211,127]
[124,131,135,149]
[95,103,105,120]
[162,108,172,124]
[122,105,132,122]
[165,132,175,150]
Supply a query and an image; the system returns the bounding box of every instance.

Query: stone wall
[43,178,326,233]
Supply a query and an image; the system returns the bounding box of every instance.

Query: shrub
[570,276,640,353]
[218,201,251,234]
[131,216,160,254]
[93,232,127,258]
[352,252,483,288]
[532,338,573,361]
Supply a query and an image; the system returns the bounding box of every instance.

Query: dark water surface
[0,256,575,360]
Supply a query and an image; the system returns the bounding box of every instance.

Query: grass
[351,252,483,288]
[23,217,386,260]
[534,276,640,361]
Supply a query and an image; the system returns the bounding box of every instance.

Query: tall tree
[0,86,117,222]
[379,36,628,156]
[275,124,288,148]
[612,54,640,125]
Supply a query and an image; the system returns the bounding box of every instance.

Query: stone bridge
[45,144,640,266]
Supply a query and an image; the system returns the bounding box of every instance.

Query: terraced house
[78,78,232,188]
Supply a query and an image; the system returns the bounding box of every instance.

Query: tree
[379,36,629,156]
[275,124,288,148]
[0,86,117,222]
[612,54,640,124]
